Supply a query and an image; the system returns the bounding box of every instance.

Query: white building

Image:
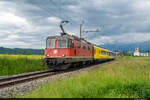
[140,53,149,56]
[133,47,140,56]
[133,47,149,56]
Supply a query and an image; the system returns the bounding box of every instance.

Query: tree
[22,49,27,55]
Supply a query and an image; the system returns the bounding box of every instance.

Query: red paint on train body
[45,36,93,59]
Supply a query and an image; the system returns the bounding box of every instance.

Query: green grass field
[22,56,150,98]
[0,54,47,76]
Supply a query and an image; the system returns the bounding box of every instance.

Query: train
[43,21,116,70]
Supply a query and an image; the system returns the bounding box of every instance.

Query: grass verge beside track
[22,56,150,98]
[0,54,46,76]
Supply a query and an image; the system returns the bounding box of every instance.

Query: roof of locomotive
[46,33,110,51]
[47,32,92,45]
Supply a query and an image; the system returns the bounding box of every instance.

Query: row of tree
[0,47,44,55]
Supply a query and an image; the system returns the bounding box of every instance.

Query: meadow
[22,56,150,98]
[0,54,47,76]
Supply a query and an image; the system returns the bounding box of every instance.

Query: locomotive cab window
[68,40,71,48]
[57,39,67,48]
[46,39,55,48]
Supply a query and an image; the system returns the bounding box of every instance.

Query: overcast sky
[0,0,150,49]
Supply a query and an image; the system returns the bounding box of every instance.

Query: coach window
[83,43,86,49]
[110,52,112,56]
[104,51,106,55]
[101,51,105,55]
[101,51,103,55]
[78,41,81,48]
[103,51,106,55]
[103,51,105,55]
[58,39,67,48]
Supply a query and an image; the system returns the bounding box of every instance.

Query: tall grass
[0,54,47,76]
[23,56,150,98]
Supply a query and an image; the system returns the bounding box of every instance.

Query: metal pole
[80,23,82,39]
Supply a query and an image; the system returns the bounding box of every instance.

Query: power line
[35,2,60,19]
[49,0,83,30]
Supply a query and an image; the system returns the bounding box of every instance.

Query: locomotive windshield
[46,39,55,48]
[57,39,71,48]
[58,40,67,48]
[46,38,72,48]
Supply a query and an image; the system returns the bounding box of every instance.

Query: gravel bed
[0,61,113,98]
[0,76,8,79]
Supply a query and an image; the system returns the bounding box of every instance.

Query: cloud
[66,5,83,14]
[0,12,29,27]
[114,33,150,44]
[133,0,150,12]
[90,32,150,45]
[0,0,150,49]
[89,36,113,45]
[47,16,61,24]
[0,0,63,49]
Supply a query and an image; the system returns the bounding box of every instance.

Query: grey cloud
[0,0,150,49]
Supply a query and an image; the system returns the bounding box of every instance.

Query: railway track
[0,70,62,89]
[0,59,115,89]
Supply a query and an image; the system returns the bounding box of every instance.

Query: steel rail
[0,70,60,89]
[0,70,52,83]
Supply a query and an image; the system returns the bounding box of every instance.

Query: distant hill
[0,47,44,55]
[100,41,150,52]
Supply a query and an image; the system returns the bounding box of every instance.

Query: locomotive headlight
[53,50,58,54]
[47,54,49,56]
[62,54,66,57]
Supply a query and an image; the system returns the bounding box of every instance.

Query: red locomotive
[43,21,94,70]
